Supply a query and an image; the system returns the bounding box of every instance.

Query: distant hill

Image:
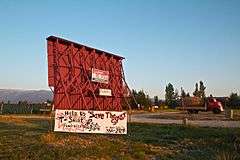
[0,89,53,103]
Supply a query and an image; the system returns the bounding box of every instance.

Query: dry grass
[0,115,240,159]
[215,150,238,160]
[41,132,57,144]
[41,132,94,148]
[0,115,28,125]
[233,109,240,120]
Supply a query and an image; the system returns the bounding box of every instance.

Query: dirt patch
[140,111,237,121]
[131,111,240,127]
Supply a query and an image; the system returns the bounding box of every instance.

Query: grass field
[0,116,240,160]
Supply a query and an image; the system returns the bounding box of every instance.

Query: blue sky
[0,0,240,98]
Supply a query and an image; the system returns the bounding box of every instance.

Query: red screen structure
[47,36,128,111]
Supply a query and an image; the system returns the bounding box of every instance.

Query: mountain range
[0,89,53,103]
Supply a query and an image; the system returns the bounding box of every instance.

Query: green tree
[181,87,186,98]
[130,89,138,109]
[137,90,151,109]
[129,89,151,109]
[165,83,175,106]
[199,81,206,98]
[146,95,152,107]
[137,90,145,107]
[229,92,240,109]
[154,96,159,106]
[193,83,200,97]
[193,81,206,98]
[174,89,179,99]
[230,92,239,101]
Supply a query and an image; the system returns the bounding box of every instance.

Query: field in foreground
[0,116,240,160]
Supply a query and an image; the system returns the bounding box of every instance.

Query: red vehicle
[182,97,224,114]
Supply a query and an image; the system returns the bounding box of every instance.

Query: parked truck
[182,97,224,114]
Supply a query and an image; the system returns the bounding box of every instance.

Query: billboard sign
[54,109,127,134]
[91,68,109,84]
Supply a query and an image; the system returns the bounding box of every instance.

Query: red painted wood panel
[47,36,125,111]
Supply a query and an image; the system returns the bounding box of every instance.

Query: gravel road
[130,112,240,128]
[1,111,239,128]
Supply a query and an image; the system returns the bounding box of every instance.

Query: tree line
[128,81,240,109]
[165,81,206,108]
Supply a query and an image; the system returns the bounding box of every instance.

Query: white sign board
[91,68,109,84]
[99,89,112,96]
[54,109,127,134]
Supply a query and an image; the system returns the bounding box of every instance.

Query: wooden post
[225,109,234,119]
[0,102,3,114]
[230,109,234,120]
[183,118,188,125]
